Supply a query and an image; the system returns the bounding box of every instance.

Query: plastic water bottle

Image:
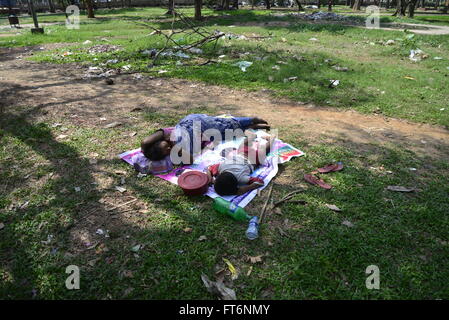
[246,216,259,240]
[213,197,251,221]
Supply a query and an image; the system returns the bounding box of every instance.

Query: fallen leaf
[115,186,127,193]
[386,186,415,192]
[123,287,134,297]
[342,220,354,228]
[122,270,134,278]
[325,204,342,212]
[222,258,238,280]
[183,227,193,233]
[131,244,141,252]
[248,255,263,264]
[198,235,207,242]
[277,226,288,237]
[247,266,253,276]
[201,274,236,300]
[104,122,122,129]
[87,259,97,267]
[274,207,282,215]
[129,132,137,137]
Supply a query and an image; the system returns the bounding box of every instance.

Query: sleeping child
[207,131,276,196]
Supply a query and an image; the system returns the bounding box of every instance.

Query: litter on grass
[409,49,428,62]
[234,61,252,72]
[329,79,340,88]
[201,274,236,300]
[386,186,415,192]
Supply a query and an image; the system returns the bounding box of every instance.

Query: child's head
[214,172,238,196]
[141,139,171,161]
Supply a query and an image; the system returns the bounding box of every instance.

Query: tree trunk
[294,0,304,10]
[234,0,239,9]
[166,0,175,15]
[386,0,390,9]
[328,0,333,11]
[48,0,56,13]
[443,0,449,13]
[266,0,271,9]
[195,0,202,20]
[318,0,322,8]
[352,0,361,10]
[393,0,405,15]
[407,0,418,17]
[224,0,230,9]
[84,0,95,18]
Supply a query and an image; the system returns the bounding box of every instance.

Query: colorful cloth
[119,131,304,208]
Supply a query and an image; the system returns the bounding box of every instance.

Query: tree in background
[84,0,95,18]
[443,0,449,14]
[328,0,333,11]
[294,0,304,10]
[195,0,202,20]
[393,0,407,16]
[352,0,362,10]
[407,0,419,17]
[166,0,175,15]
[48,0,56,13]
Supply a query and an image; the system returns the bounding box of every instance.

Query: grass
[1,6,449,300]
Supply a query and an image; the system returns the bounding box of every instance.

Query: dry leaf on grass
[247,255,263,264]
[222,258,238,280]
[183,227,193,233]
[122,270,134,278]
[342,220,354,228]
[386,186,415,192]
[201,274,236,300]
[325,204,342,212]
[104,121,122,129]
[115,186,127,193]
[197,235,207,242]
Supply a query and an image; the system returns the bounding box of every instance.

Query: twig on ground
[273,189,304,207]
[105,198,138,212]
[259,184,274,224]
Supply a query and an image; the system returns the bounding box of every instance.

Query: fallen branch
[105,198,138,212]
[259,184,274,224]
[273,189,304,207]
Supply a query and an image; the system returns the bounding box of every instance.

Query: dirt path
[1,45,448,160]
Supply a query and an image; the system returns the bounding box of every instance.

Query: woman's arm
[141,130,164,148]
[236,183,262,195]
